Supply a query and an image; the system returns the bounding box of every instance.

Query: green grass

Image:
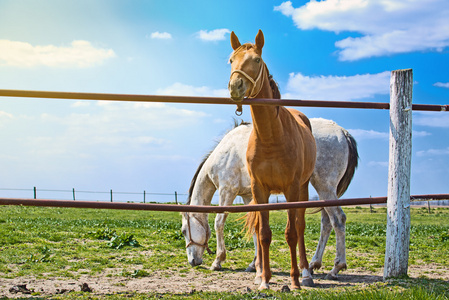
[0,205,448,299]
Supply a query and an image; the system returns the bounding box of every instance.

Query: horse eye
[182,229,186,236]
[229,58,234,64]
[255,58,261,63]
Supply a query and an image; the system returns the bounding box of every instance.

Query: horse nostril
[238,79,243,89]
[189,258,203,267]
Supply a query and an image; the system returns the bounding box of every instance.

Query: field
[0,205,448,299]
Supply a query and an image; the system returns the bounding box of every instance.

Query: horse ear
[230,31,241,50]
[255,29,264,51]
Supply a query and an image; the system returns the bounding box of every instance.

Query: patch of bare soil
[1,264,448,298]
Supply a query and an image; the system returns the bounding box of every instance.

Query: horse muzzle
[228,77,246,102]
[189,257,203,267]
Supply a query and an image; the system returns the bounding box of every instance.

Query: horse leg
[252,184,271,290]
[285,207,301,289]
[324,206,347,280]
[212,212,228,270]
[211,188,238,271]
[297,182,314,287]
[258,209,271,290]
[309,209,332,273]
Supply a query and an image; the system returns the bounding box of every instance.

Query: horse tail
[243,200,259,240]
[337,129,359,198]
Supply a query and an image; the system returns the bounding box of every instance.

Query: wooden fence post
[384,69,413,279]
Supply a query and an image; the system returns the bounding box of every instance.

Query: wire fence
[1,187,448,208]
[0,187,188,204]
[0,186,289,205]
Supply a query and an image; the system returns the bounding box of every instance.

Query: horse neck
[189,166,216,206]
[250,76,283,143]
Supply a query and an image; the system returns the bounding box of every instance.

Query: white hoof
[258,282,270,290]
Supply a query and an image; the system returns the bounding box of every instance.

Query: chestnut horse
[228,30,316,290]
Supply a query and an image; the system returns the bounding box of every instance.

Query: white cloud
[274,0,449,60]
[71,101,91,108]
[348,129,389,140]
[348,128,430,140]
[0,111,14,128]
[0,40,116,68]
[416,147,449,157]
[156,82,229,97]
[413,130,431,137]
[283,71,390,100]
[434,82,449,88]
[196,29,231,41]
[368,161,388,168]
[414,112,449,128]
[150,31,172,40]
[0,111,14,119]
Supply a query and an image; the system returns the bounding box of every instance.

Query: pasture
[0,205,448,299]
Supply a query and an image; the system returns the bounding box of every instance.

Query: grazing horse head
[228,30,268,101]
[181,212,211,267]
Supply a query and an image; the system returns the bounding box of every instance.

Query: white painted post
[384,69,413,279]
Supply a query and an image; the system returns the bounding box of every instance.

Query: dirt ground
[1,263,448,298]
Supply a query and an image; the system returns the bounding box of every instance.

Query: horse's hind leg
[325,206,347,280]
[309,209,332,273]
[285,207,301,289]
[296,183,314,287]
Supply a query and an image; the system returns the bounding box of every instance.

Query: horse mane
[186,152,210,205]
[186,120,251,205]
[268,74,281,100]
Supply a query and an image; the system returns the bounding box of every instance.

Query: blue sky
[0,0,448,202]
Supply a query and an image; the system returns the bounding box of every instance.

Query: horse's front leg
[258,210,271,290]
[251,184,271,290]
[211,188,238,270]
[212,212,228,270]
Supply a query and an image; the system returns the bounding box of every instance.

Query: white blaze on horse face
[181,213,207,267]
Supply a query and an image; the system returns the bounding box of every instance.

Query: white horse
[181,117,358,280]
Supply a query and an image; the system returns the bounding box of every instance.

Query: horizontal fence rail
[0,194,447,213]
[0,89,448,111]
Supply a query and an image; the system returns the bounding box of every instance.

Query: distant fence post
[143,190,146,204]
[72,188,76,201]
[33,186,37,199]
[174,191,178,204]
[110,189,113,202]
[384,69,413,280]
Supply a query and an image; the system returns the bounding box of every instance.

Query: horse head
[181,212,211,267]
[228,30,266,101]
